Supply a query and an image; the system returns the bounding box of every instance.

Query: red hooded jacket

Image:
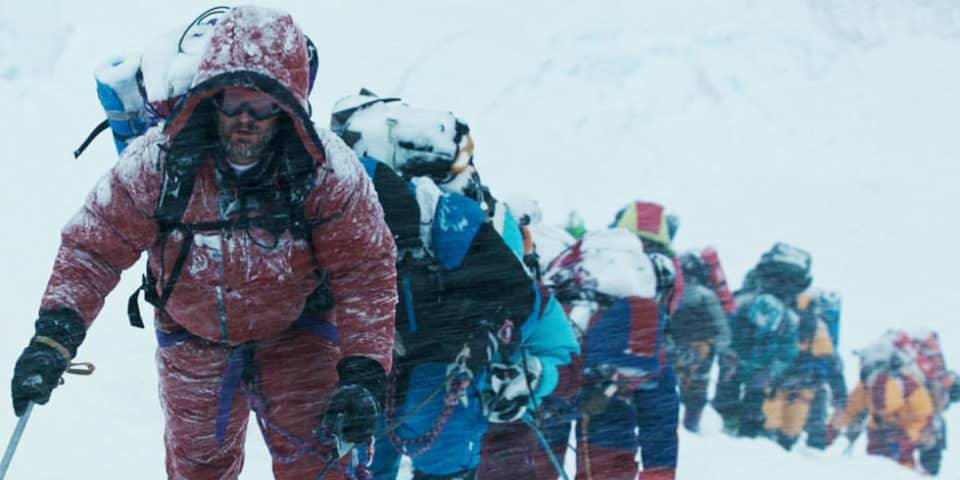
[39,6,396,370]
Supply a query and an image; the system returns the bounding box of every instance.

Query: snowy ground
[1,0,959,478]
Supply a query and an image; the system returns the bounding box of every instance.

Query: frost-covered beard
[217,117,277,163]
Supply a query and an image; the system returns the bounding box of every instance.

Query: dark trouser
[804,385,830,449]
[669,341,714,432]
[736,387,767,438]
[477,422,538,479]
[573,369,679,480]
[712,354,741,427]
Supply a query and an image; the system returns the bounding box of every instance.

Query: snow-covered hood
[162,5,324,164]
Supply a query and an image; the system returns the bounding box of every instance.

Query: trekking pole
[0,402,34,480]
[522,415,570,480]
[0,361,96,480]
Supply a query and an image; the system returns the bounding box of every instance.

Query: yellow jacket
[831,370,933,443]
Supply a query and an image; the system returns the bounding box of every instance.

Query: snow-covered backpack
[331,90,473,183]
[545,230,666,390]
[754,242,813,297]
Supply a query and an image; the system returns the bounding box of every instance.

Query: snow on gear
[537,228,678,479]
[31,7,396,479]
[331,90,473,186]
[344,100,577,477]
[545,228,658,302]
[77,6,319,158]
[753,242,813,301]
[351,158,530,478]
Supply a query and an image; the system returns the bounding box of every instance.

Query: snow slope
[1,0,959,478]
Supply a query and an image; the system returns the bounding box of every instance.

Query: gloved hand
[483,355,543,423]
[321,384,379,445]
[11,309,86,416]
[466,323,500,373]
[320,356,385,447]
[464,305,514,373]
[11,344,68,416]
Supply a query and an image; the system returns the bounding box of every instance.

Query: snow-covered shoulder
[315,127,363,185]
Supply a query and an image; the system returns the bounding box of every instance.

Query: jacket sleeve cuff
[35,308,87,359]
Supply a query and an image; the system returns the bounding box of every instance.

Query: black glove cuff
[35,308,86,359]
[337,355,386,406]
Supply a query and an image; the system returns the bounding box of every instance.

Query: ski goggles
[214,88,282,120]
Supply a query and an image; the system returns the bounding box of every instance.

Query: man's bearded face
[214,87,281,165]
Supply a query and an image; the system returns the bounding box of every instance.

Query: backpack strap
[127,156,200,328]
[128,151,333,329]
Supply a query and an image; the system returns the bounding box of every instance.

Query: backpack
[755,242,813,296]
[74,7,326,329]
[700,246,737,314]
[798,288,842,349]
[544,228,658,304]
[330,90,472,184]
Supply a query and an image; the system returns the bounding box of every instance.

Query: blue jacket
[360,157,577,402]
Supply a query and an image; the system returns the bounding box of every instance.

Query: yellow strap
[32,336,73,363]
[581,415,593,480]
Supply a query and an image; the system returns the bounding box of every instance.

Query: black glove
[464,304,513,373]
[320,356,386,445]
[11,309,86,416]
[466,323,500,373]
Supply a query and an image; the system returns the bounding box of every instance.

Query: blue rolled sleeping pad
[94,54,151,155]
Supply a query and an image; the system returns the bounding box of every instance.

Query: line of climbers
[10,6,957,480]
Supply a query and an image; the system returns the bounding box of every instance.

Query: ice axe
[0,361,95,479]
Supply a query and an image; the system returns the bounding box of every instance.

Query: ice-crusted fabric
[40,6,396,370]
[192,5,310,109]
